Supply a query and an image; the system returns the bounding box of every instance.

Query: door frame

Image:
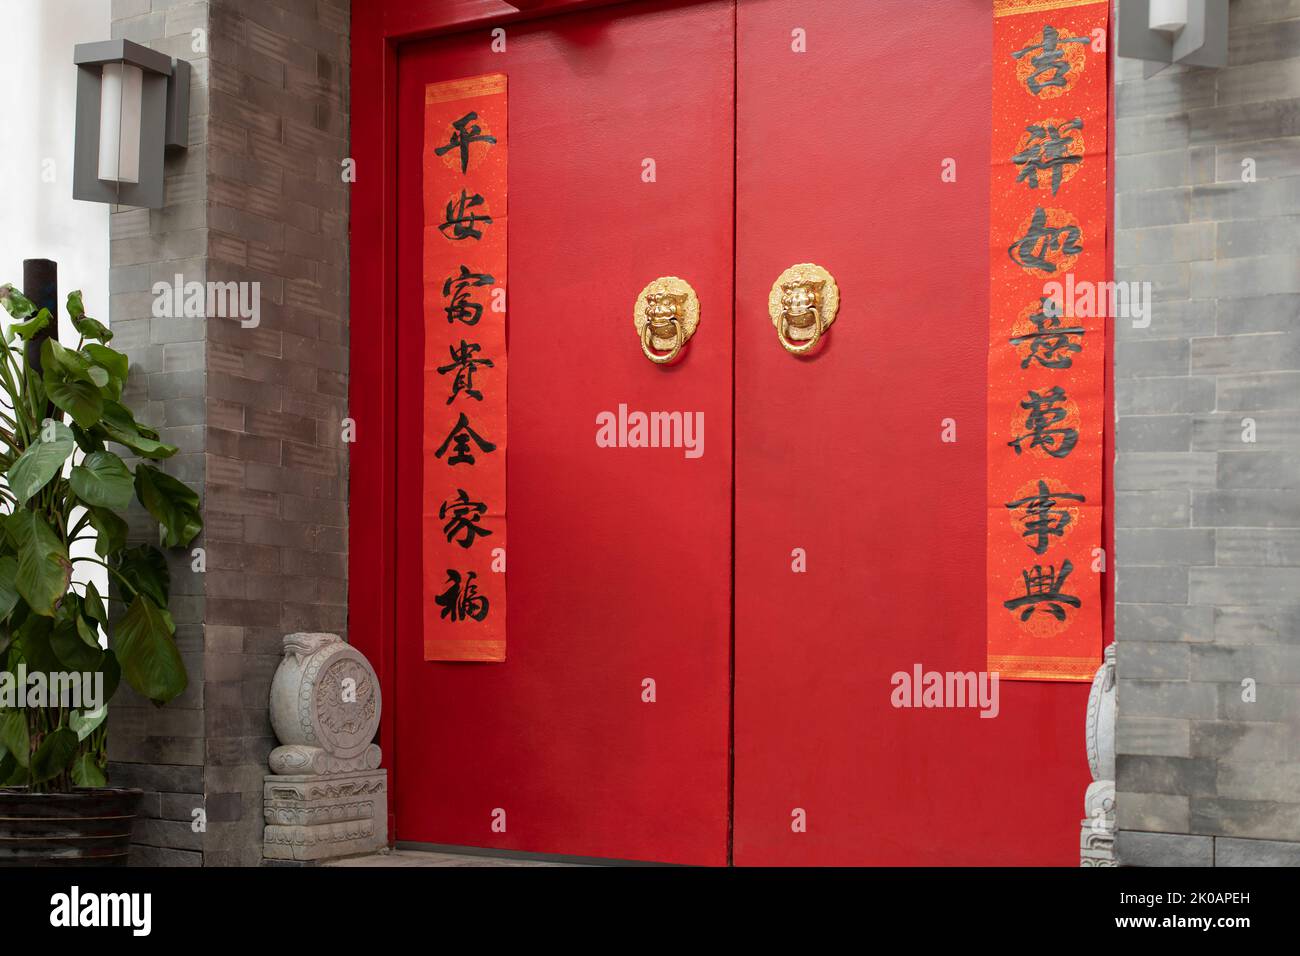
[350,0,1117,850]
[349,0,637,841]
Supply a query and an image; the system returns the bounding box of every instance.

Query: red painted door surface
[394,0,735,864]
[732,0,1091,865]
[388,0,1097,866]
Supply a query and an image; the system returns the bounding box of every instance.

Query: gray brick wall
[202,0,350,867]
[106,0,211,868]
[1114,0,1300,867]
[107,0,349,867]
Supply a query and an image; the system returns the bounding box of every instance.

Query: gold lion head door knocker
[634,276,700,365]
[769,263,839,356]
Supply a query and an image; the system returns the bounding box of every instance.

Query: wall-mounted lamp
[1148,0,1190,33]
[73,39,190,209]
[1117,0,1227,77]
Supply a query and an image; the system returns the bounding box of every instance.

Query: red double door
[392,0,1090,865]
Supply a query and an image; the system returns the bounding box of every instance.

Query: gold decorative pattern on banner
[994,0,1109,17]
[426,74,507,105]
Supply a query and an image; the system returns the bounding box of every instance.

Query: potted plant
[0,283,201,865]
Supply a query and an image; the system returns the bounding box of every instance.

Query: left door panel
[394,0,735,865]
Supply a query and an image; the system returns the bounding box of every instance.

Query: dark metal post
[22,258,58,375]
[22,259,59,423]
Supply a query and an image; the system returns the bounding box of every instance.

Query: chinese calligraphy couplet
[988,1,1109,681]
[423,74,507,661]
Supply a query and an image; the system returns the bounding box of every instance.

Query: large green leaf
[88,506,127,557]
[72,316,113,345]
[114,594,186,704]
[116,545,170,607]
[51,617,102,671]
[70,450,134,510]
[42,340,102,429]
[30,727,78,783]
[9,511,71,616]
[0,710,29,768]
[97,401,177,459]
[84,343,127,384]
[5,420,74,504]
[51,599,102,671]
[67,290,113,344]
[82,580,107,623]
[99,649,121,703]
[0,556,18,620]
[70,753,106,788]
[9,308,49,341]
[135,465,202,548]
[72,422,106,456]
[65,290,84,320]
[69,706,107,742]
[15,613,60,672]
[41,337,89,378]
[0,284,35,320]
[0,752,23,786]
[75,611,100,649]
[46,379,102,430]
[7,509,59,550]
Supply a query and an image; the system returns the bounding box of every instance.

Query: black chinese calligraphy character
[439,488,493,549]
[434,568,490,622]
[1012,118,1083,195]
[1008,385,1078,459]
[437,339,494,404]
[435,412,497,466]
[1010,296,1085,369]
[434,111,497,173]
[442,265,496,326]
[1005,479,1086,555]
[1003,559,1081,622]
[1008,206,1083,273]
[1012,25,1089,95]
[439,189,493,241]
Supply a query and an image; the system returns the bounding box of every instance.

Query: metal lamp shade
[72,39,189,209]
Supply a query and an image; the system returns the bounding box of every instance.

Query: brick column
[107,0,350,867]
[1113,0,1300,867]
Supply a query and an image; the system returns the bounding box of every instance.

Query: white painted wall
[0,0,113,629]
[0,0,111,315]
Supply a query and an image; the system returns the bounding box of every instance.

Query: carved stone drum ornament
[633,275,700,364]
[769,262,839,355]
[269,632,382,773]
[1080,642,1117,866]
[264,633,387,861]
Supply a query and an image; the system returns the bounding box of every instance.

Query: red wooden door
[381,0,1100,866]
[393,0,735,865]
[732,0,1091,865]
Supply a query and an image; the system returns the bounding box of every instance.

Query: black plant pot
[0,788,141,866]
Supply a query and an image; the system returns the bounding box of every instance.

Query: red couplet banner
[422,74,508,661]
[988,0,1109,681]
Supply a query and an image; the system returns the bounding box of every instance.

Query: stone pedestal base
[263,769,388,862]
[1080,779,1116,867]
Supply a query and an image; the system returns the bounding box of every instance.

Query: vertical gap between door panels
[388,38,403,845]
[726,0,738,869]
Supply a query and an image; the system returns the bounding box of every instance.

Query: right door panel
[733,0,1090,865]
